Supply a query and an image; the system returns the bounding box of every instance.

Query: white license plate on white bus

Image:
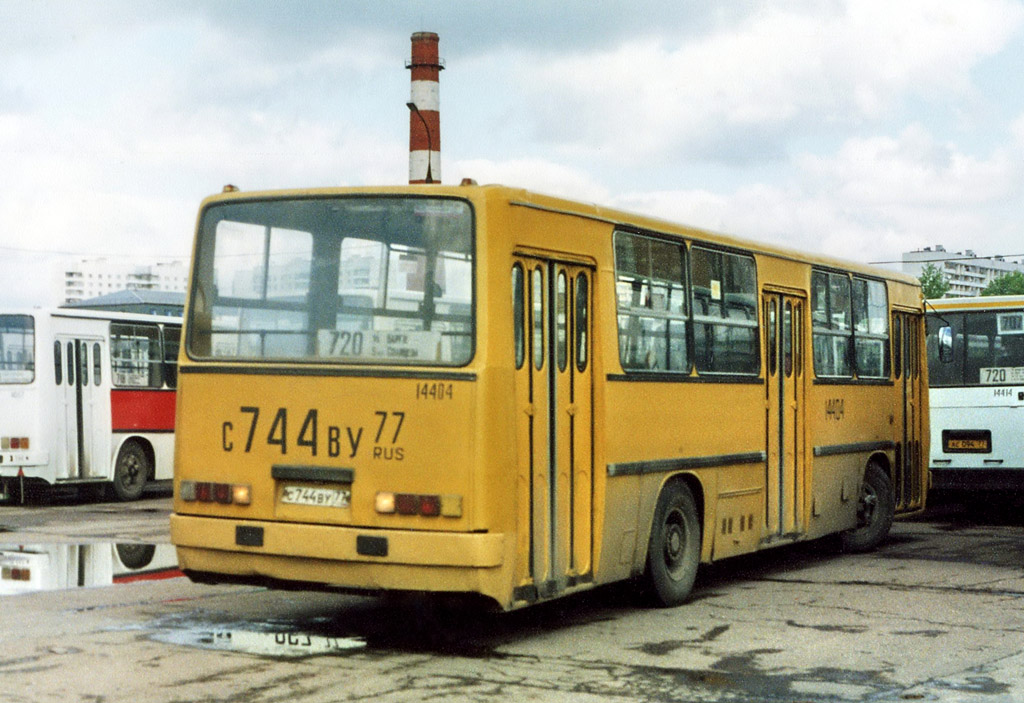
[280,486,350,508]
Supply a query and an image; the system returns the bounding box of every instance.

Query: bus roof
[197,183,921,288]
[926,295,1024,311]
[1,307,182,325]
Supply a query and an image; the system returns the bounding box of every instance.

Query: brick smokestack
[406,32,443,184]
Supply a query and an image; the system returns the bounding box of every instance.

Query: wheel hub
[664,518,685,564]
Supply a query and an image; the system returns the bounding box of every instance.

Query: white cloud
[1,2,1023,309]
[517,0,1024,164]
[606,120,1021,267]
[800,124,1015,207]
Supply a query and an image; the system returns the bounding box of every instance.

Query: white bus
[0,308,180,502]
[0,543,181,595]
[926,295,1024,491]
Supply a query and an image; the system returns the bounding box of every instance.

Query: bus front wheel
[840,461,894,552]
[112,440,149,502]
[644,481,701,607]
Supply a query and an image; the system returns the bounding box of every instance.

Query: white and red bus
[0,543,181,595]
[0,308,180,502]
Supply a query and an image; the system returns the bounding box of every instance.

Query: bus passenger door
[56,337,103,480]
[512,256,594,601]
[892,312,923,510]
[764,293,806,537]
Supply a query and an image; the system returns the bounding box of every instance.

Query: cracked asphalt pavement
[1,493,1023,702]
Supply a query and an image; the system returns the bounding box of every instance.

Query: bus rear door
[892,311,924,509]
[513,256,593,601]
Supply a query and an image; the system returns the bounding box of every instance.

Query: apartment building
[63,258,188,304]
[901,246,1024,297]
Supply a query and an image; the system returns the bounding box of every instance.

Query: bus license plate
[280,486,350,508]
[946,438,989,451]
[942,430,991,453]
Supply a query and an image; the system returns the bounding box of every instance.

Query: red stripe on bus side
[113,568,185,584]
[110,389,176,432]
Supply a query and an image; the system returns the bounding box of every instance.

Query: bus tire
[840,461,894,552]
[644,480,701,607]
[116,543,156,570]
[112,440,149,502]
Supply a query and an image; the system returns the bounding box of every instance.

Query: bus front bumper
[170,514,513,602]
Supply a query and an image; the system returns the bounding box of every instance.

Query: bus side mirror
[938,326,953,363]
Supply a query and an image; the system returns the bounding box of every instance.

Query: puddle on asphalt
[153,622,367,658]
[0,542,181,596]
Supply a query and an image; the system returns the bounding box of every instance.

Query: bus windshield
[188,196,474,366]
[0,314,34,384]
[927,308,1024,386]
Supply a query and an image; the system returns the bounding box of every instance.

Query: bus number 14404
[416,382,453,401]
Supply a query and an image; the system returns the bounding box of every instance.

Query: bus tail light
[419,495,441,516]
[2,566,31,581]
[375,492,461,518]
[213,483,231,504]
[2,437,29,450]
[179,480,251,506]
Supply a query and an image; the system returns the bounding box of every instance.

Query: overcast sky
[3,1,1024,307]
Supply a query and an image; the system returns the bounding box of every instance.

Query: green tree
[982,270,1024,296]
[919,263,950,299]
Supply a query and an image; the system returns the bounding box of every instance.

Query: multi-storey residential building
[63,258,188,304]
[901,246,1024,297]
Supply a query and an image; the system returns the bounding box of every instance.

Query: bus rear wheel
[112,440,149,502]
[644,481,701,607]
[840,461,894,552]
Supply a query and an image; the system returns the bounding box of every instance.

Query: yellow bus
[170,183,927,610]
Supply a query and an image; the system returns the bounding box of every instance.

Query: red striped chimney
[406,32,443,184]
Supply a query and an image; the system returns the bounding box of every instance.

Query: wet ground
[1,492,1023,702]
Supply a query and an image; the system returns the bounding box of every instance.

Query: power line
[0,245,187,260]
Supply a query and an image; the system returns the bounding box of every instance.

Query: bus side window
[54,341,62,385]
[556,271,568,372]
[575,274,588,371]
[532,267,544,371]
[784,301,793,377]
[111,323,162,388]
[512,265,525,369]
[163,326,181,389]
[691,246,758,375]
[794,301,803,376]
[66,341,74,386]
[614,231,688,372]
[80,341,89,386]
[93,343,101,386]
[909,320,919,378]
[893,315,902,379]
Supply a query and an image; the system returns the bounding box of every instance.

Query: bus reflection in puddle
[156,626,367,658]
[0,542,181,595]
